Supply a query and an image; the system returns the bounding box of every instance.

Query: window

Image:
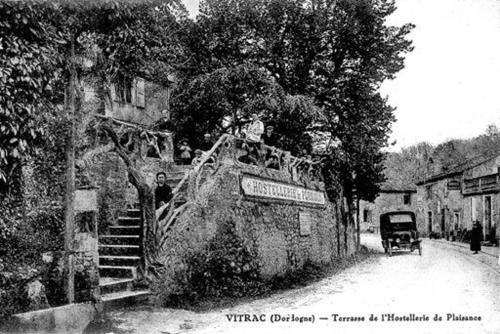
[112,77,145,108]
[363,209,369,222]
[403,193,411,205]
[426,185,432,199]
[114,79,133,103]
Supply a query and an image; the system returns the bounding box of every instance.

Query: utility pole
[64,37,76,304]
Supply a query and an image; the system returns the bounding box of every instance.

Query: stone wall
[86,151,129,229]
[151,162,353,296]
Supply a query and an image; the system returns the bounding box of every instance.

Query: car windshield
[388,214,413,223]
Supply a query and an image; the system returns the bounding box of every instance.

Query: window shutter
[136,78,145,108]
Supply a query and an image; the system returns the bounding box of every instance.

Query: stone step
[109,225,141,235]
[101,289,151,310]
[117,216,142,226]
[126,209,141,218]
[99,265,138,279]
[99,235,140,245]
[99,277,134,295]
[99,244,140,256]
[99,255,141,267]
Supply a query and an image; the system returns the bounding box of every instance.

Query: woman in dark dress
[470,220,483,254]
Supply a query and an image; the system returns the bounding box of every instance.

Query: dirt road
[105,234,500,334]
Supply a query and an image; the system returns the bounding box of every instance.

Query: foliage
[0,0,189,190]
[177,0,414,201]
[384,123,500,187]
[0,258,37,319]
[171,64,321,154]
[0,0,189,312]
[383,142,434,188]
[155,237,376,309]
[0,1,65,188]
[156,221,266,307]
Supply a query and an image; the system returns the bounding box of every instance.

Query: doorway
[427,211,433,235]
[441,209,446,237]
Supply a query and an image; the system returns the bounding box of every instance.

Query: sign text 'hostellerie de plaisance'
[241,176,325,205]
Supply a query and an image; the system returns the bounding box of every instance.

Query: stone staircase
[97,166,195,306]
[98,208,150,305]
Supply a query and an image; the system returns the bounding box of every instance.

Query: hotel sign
[240,175,326,205]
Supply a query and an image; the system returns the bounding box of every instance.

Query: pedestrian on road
[470,220,483,254]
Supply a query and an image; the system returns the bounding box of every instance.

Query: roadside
[427,238,500,275]
[84,247,379,333]
[85,234,500,334]
[362,231,500,274]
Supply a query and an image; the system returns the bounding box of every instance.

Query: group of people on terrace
[172,111,322,180]
[177,133,215,166]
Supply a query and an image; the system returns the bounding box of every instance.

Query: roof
[416,149,500,185]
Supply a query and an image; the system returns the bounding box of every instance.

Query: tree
[171,63,321,155]
[179,0,414,203]
[384,142,434,187]
[0,1,65,190]
[1,0,189,304]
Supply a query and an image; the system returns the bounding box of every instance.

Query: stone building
[78,77,175,225]
[416,152,500,242]
[359,187,417,233]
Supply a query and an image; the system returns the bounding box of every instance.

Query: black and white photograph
[0,0,499,333]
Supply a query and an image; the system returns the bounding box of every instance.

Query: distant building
[359,187,417,233]
[416,152,500,243]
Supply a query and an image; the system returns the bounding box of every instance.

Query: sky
[182,0,500,151]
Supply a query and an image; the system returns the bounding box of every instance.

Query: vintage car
[380,211,421,256]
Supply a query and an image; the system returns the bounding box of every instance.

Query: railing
[154,134,325,232]
[148,134,327,266]
[481,174,498,187]
[463,173,500,195]
[219,135,324,184]
[154,134,231,238]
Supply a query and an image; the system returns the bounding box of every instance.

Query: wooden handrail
[192,134,230,174]
[156,134,230,222]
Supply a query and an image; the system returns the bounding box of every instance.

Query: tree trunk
[100,123,154,275]
[64,38,76,304]
[356,197,360,251]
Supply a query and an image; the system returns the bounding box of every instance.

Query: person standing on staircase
[155,172,173,221]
